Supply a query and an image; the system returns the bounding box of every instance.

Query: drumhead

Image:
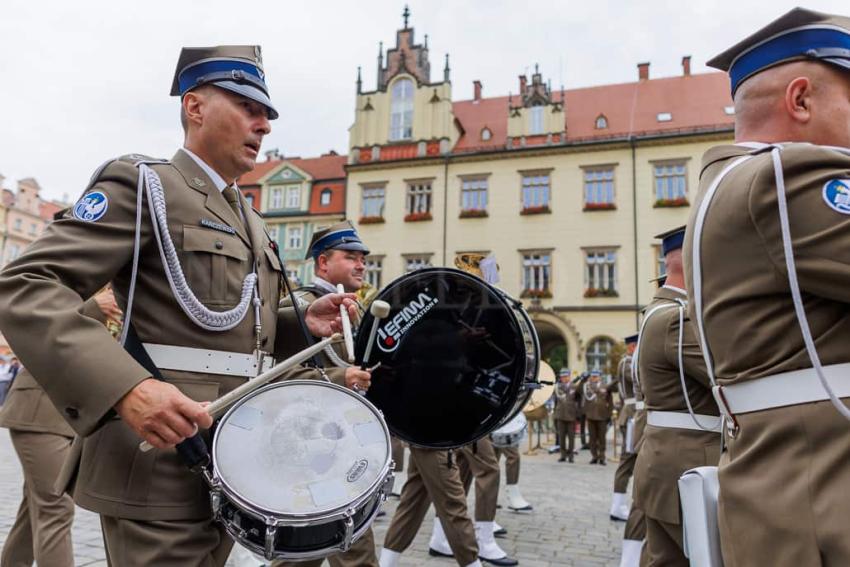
[212,381,390,517]
[356,268,538,448]
[493,411,527,436]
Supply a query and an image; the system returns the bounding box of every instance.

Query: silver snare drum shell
[490,411,528,448]
[209,380,394,561]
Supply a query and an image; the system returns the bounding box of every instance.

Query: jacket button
[215,240,224,250]
[65,407,79,419]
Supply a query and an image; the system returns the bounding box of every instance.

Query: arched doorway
[529,311,580,375]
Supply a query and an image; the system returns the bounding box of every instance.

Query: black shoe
[429,547,454,558]
[568,455,574,463]
[610,514,628,522]
[581,444,589,450]
[389,492,401,499]
[481,555,519,566]
[599,459,607,466]
[494,526,508,538]
[589,458,598,464]
[558,456,566,462]
[376,510,386,518]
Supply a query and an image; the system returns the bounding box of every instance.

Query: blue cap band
[178,59,267,96]
[310,229,360,260]
[729,26,850,94]
[661,231,685,256]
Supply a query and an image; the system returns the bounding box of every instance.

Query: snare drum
[356,268,540,448]
[208,380,394,561]
[490,412,528,448]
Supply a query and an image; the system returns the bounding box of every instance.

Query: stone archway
[529,310,582,375]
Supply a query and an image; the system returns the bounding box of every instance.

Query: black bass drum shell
[355,268,533,449]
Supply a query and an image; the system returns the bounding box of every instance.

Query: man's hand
[306,293,359,337]
[115,378,213,450]
[94,287,123,323]
[345,367,372,392]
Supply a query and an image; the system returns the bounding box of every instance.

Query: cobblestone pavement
[0,428,626,566]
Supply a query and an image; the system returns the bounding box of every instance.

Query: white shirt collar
[662,284,687,297]
[313,277,338,294]
[181,147,229,192]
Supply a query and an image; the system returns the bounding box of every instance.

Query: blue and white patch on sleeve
[822,179,850,215]
[72,191,109,222]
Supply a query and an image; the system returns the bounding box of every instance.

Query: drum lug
[264,524,277,561]
[340,508,356,552]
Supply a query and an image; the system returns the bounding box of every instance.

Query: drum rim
[212,380,393,520]
[358,267,540,448]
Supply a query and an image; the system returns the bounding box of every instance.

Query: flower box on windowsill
[459,209,489,219]
[359,216,385,225]
[584,288,619,298]
[520,289,553,299]
[520,205,551,216]
[404,212,433,222]
[583,202,617,211]
[653,198,689,208]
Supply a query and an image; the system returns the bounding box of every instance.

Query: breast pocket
[181,225,249,306]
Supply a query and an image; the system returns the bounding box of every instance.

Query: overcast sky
[1,0,847,202]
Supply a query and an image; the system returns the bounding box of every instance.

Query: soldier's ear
[784,76,813,124]
[182,91,206,131]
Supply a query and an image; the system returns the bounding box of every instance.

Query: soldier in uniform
[583,370,611,465]
[0,45,360,566]
[272,221,377,567]
[683,8,850,565]
[632,227,720,566]
[553,369,578,462]
[0,288,120,567]
[609,335,638,521]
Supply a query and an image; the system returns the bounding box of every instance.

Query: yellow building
[345,14,734,374]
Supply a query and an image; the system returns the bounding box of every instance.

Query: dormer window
[320,188,332,206]
[595,114,608,129]
[529,106,545,135]
[657,112,672,122]
[389,78,415,141]
[481,127,492,141]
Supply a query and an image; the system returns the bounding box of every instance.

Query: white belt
[647,411,722,433]
[143,343,274,378]
[635,401,646,410]
[718,363,850,415]
[624,397,636,406]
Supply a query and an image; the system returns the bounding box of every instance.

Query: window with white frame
[584,249,618,295]
[285,185,301,208]
[583,167,615,207]
[267,225,279,242]
[245,193,255,208]
[654,162,688,201]
[285,266,301,286]
[389,78,414,141]
[8,244,20,261]
[655,246,667,279]
[521,172,551,210]
[29,223,37,235]
[522,252,551,294]
[406,181,432,215]
[595,114,608,129]
[13,219,21,231]
[404,255,432,273]
[361,185,385,219]
[287,226,303,249]
[365,257,383,288]
[320,188,332,206]
[586,337,614,372]
[529,106,545,135]
[270,187,283,209]
[461,177,488,212]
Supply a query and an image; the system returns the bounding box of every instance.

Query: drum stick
[361,300,391,370]
[337,284,355,363]
[139,333,342,452]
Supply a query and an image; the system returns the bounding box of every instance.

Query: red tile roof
[238,153,347,185]
[308,181,346,215]
[452,72,733,154]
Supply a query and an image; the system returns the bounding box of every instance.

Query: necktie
[222,186,241,217]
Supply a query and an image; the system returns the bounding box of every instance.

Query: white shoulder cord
[631,302,679,395]
[771,146,850,422]
[140,164,256,331]
[583,382,596,402]
[671,298,717,431]
[117,166,147,345]
[617,357,628,400]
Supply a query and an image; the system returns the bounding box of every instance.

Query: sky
[1,0,847,202]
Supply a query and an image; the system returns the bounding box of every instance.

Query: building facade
[238,152,347,286]
[345,15,735,375]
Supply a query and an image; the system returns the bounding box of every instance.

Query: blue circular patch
[72,191,109,222]
[822,179,850,215]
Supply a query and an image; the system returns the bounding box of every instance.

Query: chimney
[265,148,281,161]
[682,55,692,76]
[638,62,650,81]
[519,75,527,93]
[473,80,482,102]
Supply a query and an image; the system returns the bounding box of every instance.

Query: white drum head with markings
[494,411,527,437]
[213,380,390,517]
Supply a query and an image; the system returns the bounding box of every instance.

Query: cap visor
[334,243,371,255]
[214,81,278,120]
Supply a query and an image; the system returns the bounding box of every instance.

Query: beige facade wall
[346,133,731,373]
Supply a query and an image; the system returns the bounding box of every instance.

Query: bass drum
[356,268,540,449]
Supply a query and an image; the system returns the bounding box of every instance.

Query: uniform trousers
[382,447,478,566]
[2,430,75,567]
[494,446,520,485]
[623,505,646,541]
[271,528,377,567]
[390,436,405,473]
[579,415,587,446]
[587,419,608,461]
[554,419,575,460]
[456,440,500,521]
[100,515,233,567]
[639,516,686,567]
[613,450,636,493]
[718,401,850,567]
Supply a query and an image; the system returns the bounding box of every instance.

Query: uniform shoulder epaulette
[85,154,170,193]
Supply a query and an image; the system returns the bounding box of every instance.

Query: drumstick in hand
[361,300,391,370]
[337,284,355,362]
